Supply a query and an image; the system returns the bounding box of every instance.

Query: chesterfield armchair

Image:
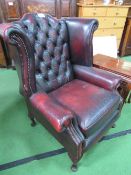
[4,13,124,171]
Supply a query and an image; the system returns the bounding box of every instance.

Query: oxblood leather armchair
[4,13,124,171]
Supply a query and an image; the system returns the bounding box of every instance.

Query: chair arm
[73,65,122,91]
[30,92,74,132]
[4,26,36,97]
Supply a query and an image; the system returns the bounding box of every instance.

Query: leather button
[20,13,73,93]
[24,25,28,30]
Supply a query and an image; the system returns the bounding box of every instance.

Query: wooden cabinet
[0,23,12,67]
[0,0,21,22]
[20,0,77,18]
[119,17,131,56]
[0,41,6,67]
[78,4,130,50]
[0,0,77,22]
[21,0,57,17]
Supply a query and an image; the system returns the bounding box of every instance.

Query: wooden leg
[31,118,36,127]
[112,123,116,128]
[28,112,36,127]
[128,93,131,103]
[117,81,129,103]
[71,163,78,172]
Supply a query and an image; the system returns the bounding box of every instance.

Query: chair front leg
[117,81,129,103]
[65,122,84,171]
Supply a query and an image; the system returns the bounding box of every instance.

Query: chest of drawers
[77,4,130,50]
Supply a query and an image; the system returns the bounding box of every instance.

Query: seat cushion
[49,79,121,136]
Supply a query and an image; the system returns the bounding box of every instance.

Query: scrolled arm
[73,65,123,91]
[30,92,75,132]
[4,26,36,96]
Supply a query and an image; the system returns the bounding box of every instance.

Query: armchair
[4,13,124,171]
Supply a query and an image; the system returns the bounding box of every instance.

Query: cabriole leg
[112,123,116,128]
[71,163,78,172]
[31,118,36,127]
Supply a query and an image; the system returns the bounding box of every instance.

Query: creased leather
[73,65,122,91]
[30,92,74,132]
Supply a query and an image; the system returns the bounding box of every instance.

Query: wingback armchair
[4,13,124,171]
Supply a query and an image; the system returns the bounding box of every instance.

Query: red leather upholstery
[4,13,124,168]
[73,65,122,91]
[65,18,98,66]
[49,79,121,136]
[30,92,74,132]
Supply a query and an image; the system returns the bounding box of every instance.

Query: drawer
[97,17,126,28]
[94,28,123,39]
[81,7,107,17]
[107,7,128,17]
[109,18,126,28]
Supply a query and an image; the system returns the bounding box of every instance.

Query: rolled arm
[73,65,122,91]
[4,26,36,97]
[30,92,74,132]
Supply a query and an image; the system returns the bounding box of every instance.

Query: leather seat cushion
[49,79,121,136]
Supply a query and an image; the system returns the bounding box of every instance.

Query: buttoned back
[14,13,73,93]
